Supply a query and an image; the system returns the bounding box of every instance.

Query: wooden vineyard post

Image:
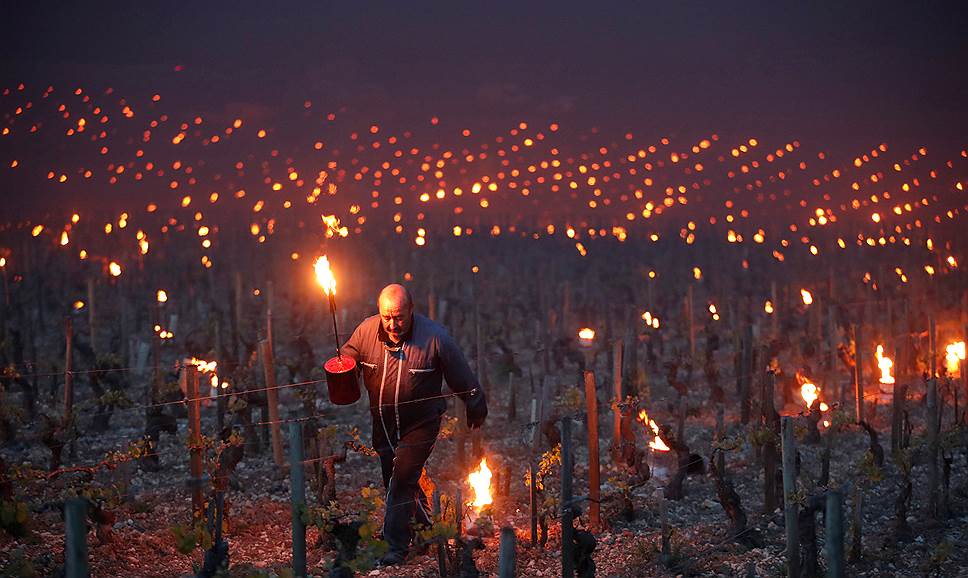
[560,416,575,578]
[770,281,779,338]
[507,371,516,422]
[762,370,780,513]
[288,422,307,578]
[185,364,204,514]
[853,324,864,423]
[498,526,516,578]
[686,285,696,358]
[740,324,753,424]
[86,277,96,356]
[925,376,940,518]
[825,490,845,578]
[473,301,484,459]
[611,338,623,462]
[781,416,800,578]
[659,489,671,568]
[849,486,863,562]
[233,271,244,365]
[582,367,601,529]
[64,497,89,578]
[454,487,463,542]
[433,489,447,577]
[529,397,538,548]
[456,409,468,469]
[891,382,908,453]
[63,317,74,428]
[259,339,285,468]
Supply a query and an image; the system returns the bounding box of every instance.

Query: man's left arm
[439,332,487,428]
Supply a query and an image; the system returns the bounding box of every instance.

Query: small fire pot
[324,355,360,405]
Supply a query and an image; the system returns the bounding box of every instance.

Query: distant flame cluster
[153,324,174,340]
[187,357,228,389]
[641,310,660,329]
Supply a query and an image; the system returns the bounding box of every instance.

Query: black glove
[465,390,488,429]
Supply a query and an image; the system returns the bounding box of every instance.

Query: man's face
[379,297,413,344]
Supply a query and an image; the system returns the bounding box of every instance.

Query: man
[341,283,488,565]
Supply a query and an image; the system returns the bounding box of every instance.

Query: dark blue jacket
[341,313,485,443]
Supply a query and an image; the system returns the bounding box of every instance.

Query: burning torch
[314,256,341,358]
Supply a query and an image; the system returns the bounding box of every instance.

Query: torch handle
[328,292,342,359]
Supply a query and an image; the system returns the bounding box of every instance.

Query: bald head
[378,284,414,344]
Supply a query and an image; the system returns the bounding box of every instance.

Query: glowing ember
[800,382,819,408]
[800,289,813,305]
[313,255,337,295]
[642,311,661,329]
[875,345,895,384]
[637,410,671,452]
[945,342,966,376]
[321,214,349,238]
[467,457,493,511]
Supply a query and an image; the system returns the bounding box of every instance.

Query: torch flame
[800,382,819,409]
[468,457,493,511]
[875,345,895,384]
[313,255,336,295]
[945,341,966,376]
[800,289,813,305]
[578,327,595,341]
[637,410,671,452]
[108,261,122,277]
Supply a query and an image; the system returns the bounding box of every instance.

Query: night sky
[4,1,966,147]
[0,2,968,214]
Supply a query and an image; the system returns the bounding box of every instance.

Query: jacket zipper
[378,349,392,446]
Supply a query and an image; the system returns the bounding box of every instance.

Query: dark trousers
[374,418,439,555]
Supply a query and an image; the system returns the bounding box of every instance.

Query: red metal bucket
[324,356,360,405]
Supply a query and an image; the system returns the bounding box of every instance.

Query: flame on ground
[946,341,966,376]
[637,410,671,452]
[875,345,895,384]
[313,255,337,295]
[800,382,819,409]
[468,457,493,512]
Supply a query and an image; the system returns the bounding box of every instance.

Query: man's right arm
[340,321,366,363]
